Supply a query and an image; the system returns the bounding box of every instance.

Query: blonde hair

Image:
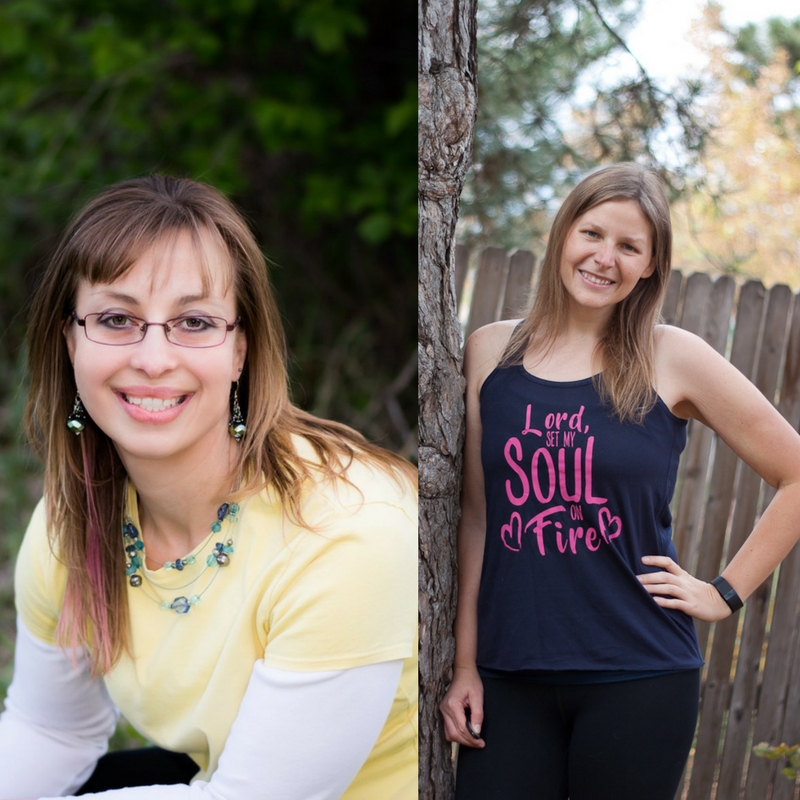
[25,175,415,675]
[502,163,672,422]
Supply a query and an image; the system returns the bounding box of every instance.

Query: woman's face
[65,229,247,467]
[559,199,655,318]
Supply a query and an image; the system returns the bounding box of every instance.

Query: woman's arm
[36,659,403,800]
[0,617,119,799]
[439,322,515,748]
[638,325,800,620]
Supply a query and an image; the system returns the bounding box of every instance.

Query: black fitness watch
[711,575,744,613]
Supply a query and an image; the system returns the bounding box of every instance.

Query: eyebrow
[88,291,212,305]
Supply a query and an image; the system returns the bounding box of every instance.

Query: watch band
[711,575,744,613]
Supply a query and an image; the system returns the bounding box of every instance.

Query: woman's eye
[98,314,137,329]
[174,316,215,331]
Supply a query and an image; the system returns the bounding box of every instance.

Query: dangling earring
[66,393,88,435]
[228,381,246,441]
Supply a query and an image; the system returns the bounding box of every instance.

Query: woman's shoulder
[285,434,416,518]
[654,324,722,371]
[464,319,521,387]
[15,497,66,644]
[653,323,734,416]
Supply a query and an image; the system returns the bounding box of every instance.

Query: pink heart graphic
[501,512,523,552]
[598,507,622,542]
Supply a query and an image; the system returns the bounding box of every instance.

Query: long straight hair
[502,163,673,422]
[25,175,415,675]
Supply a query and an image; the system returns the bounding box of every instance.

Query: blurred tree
[670,4,800,288]
[734,14,800,84]
[458,0,707,252]
[0,0,416,455]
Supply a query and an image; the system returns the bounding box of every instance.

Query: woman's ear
[233,329,247,379]
[63,317,77,363]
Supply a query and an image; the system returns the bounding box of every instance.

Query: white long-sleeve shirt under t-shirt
[0,618,404,800]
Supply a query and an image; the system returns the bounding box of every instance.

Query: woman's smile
[578,270,615,287]
[117,388,190,418]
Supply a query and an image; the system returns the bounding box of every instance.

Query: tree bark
[418,1,478,797]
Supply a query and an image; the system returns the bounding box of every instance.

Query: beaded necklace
[123,499,239,615]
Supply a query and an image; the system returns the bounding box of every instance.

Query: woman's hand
[637,556,733,622]
[439,665,486,749]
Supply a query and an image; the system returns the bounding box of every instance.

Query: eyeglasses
[72,311,241,348]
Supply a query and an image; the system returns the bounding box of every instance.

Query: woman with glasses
[0,176,417,799]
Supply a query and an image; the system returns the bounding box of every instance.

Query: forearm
[721,481,800,600]
[0,618,118,800]
[452,521,485,668]
[39,660,404,800]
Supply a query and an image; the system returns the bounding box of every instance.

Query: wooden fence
[456,244,800,800]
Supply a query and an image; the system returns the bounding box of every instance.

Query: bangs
[70,210,234,297]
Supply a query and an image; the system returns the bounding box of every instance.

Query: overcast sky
[627,0,799,84]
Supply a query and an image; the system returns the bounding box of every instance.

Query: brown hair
[25,175,416,675]
[502,162,672,422]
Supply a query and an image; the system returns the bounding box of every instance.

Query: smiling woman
[67,230,246,468]
[0,176,417,800]
[438,163,800,800]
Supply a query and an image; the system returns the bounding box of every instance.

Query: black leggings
[455,670,700,800]
[77,747,198,794]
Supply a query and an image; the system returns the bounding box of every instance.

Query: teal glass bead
[170,596,191,614]
[211,522,222,533]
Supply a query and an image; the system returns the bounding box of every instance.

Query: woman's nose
[594,242,615,267]
[129,324,179,375]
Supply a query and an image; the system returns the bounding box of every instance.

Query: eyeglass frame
[71,311,242,349]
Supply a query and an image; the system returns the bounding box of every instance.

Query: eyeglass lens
[82,313,231,348]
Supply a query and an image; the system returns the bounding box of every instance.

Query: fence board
[663,269,683,325]
[714,285,791,800]
[685,282,767,800]
[743,290,800,800]
[673,275,735,564]
[500,250,537,320]
[456,246,800,800]
[693,282,767,657]
[465,247,509,338]
[454,244,470,307]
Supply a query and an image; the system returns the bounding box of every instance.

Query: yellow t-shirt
[15,458,418,799]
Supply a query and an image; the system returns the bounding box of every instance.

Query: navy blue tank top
[477,365,704,673]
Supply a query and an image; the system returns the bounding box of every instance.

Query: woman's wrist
[711,575,744,613]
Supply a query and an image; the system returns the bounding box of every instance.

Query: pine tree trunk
[418,0,478,796]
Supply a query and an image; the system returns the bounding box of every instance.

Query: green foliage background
[0,0,416,731]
